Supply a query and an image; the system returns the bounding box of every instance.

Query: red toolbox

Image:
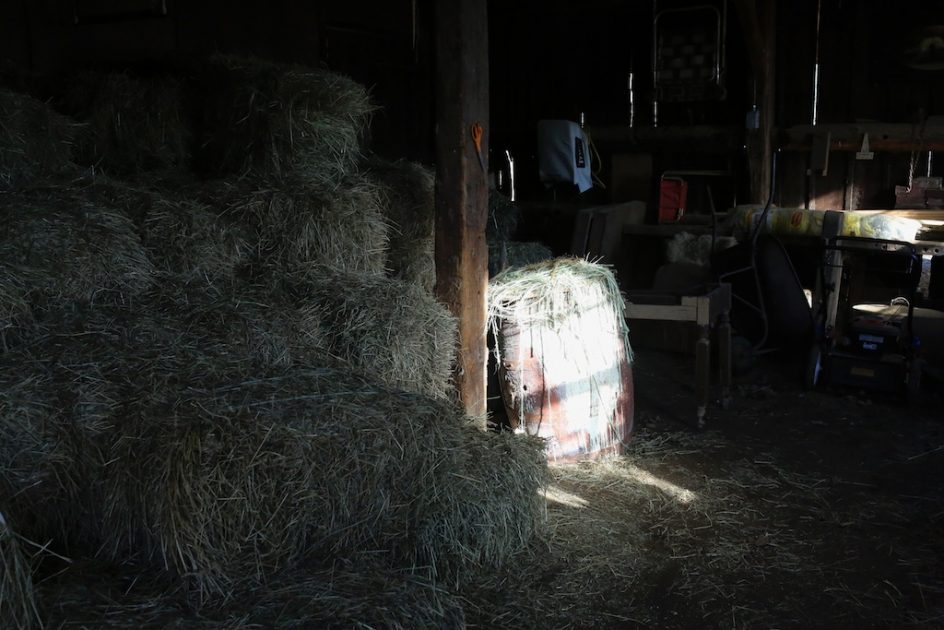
[658,176,688,223]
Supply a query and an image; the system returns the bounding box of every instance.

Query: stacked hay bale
[366,156,437,293]
[0,60,548,627]
[0,88,81,192]
[486,190,554,276]
[61,71,193,184]
[1,512,41,630]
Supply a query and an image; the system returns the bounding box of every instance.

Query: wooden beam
[734,0,776,204]
[781,123,944,152]
[434,0,489,422]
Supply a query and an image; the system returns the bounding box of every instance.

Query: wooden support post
[734,0,776,204]
[434,0,489,423]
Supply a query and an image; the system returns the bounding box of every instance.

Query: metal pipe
[812,0,823,126]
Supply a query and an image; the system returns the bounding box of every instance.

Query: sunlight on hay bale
[193,55,375,184]
[0,512,41,630]
[365,156,436,292]
[208,176,389,275]
[488,258,634,461]
[41,559,465,629]
[62,72,192,182]
[0,191,156,307]
[0,89,81,192]
[280,266,457,399]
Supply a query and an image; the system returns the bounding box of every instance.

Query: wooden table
[624,282,732,428]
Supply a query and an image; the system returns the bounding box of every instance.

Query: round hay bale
[365,157,436,293]
[279,266,456,399]
[61,72,192,182]
[192,55,375,184]
[0,192,156,306]
[0,512,41,630]
[0,88,82,192]
[210,176,389,275]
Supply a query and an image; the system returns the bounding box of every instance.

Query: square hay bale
[102,365,544,598]
[61,72,193,182]
[40,559,465,629]
[0,512,41,630]
[0,191,156,307]
[0,88,81,192]
[203,176,389,276]
[192,55,375,184]
[365,156,436,293]
[277,266,457,399]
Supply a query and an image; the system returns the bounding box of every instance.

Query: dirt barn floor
[464,350,944,629]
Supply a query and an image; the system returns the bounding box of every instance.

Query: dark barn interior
[1,1,944,628]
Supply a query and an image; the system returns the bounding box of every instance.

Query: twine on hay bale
[278,266,457,399]
[61,72,192,182]
[41,559,465,629]
[193,55,375,184]
[207,176,389,276]
[0,512,41,630]
[365,156,436,293]
[0,89,82,192]
[0,191,156,307]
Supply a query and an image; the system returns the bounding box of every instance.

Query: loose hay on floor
[1,512,41,630]
[61,72,192,182]
[193,55,375,184]
[0,88,81,192]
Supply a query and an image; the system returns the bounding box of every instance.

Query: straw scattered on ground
[62,72,192,182]
[193,55,375,184]
[0,88,81,191]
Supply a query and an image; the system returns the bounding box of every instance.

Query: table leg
[695,324,710,428]
[718,311,732,409]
